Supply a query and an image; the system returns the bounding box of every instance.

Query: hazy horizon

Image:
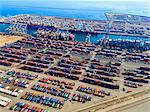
[0,0,150,19]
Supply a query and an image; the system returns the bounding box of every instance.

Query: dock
[0,13,150,38]
[7,23,28,35]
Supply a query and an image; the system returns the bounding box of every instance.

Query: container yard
[0,28,149,112]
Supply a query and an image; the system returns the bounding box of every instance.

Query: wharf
[0,14,150,38]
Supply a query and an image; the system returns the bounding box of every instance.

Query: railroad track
[74,87,150,112]
[107,96,150,112]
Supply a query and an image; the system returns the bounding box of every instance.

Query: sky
[0,0,149,1]
[0,0,149,3]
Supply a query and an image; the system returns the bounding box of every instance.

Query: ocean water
[0,0,150,20]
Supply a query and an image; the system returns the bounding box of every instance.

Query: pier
[0,13,150,38]
[7,23,28,35]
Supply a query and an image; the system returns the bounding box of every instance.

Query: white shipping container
[6,86,10,89]
[0,95,11,102]
[18,89,23,93]
[11,92,19,97]
[0,100,8,107]
[0,88,11,95]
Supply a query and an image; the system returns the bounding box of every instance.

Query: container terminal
[0,13,150,112]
